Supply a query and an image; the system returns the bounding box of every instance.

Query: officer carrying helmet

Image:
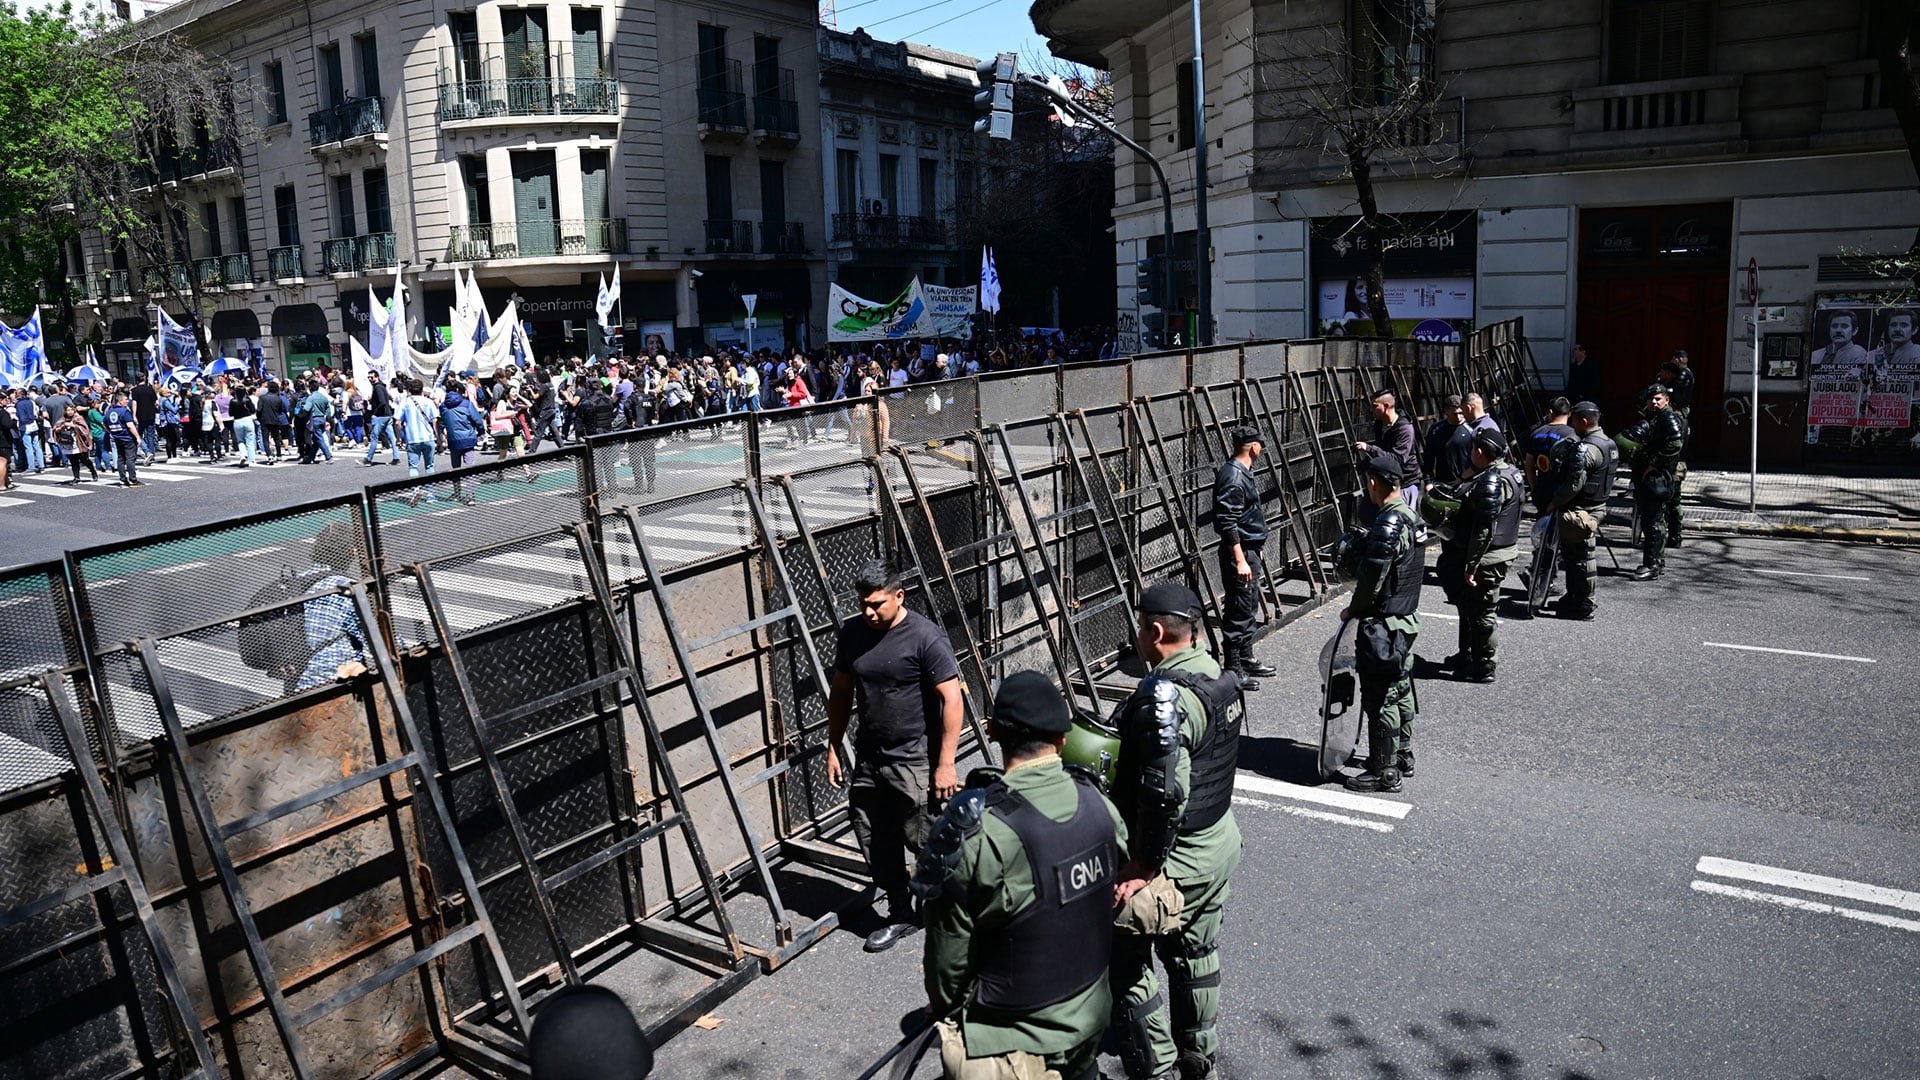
[914,671,1124,1080]
[1105,583,1244,1080]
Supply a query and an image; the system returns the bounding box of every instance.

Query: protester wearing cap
[1105,581,1244,1080]
[1619,384,1687,580]
[1353,387,1424,515]
[914,669,1126,1080]
[1340,448,1424,792]
[1212,423,1278,689]
[1533,401,1618,620]
[1438,429,1523,683]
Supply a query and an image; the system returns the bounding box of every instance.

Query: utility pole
[1191,0,1212,346]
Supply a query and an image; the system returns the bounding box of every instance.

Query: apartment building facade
[817,27,977,301]
[70,0,826,371]
[1033,0,1918,464]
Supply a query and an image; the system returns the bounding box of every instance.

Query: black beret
[1471,429,1509,456]
[1360,447,1403,483]
[1137,581,1203,621]
[991,671,1072,735]
[1570,400,1601,419]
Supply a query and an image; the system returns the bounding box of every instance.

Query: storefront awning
[270,303,329,337]
[210,308,262,340]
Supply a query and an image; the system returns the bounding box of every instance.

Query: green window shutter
[513,150,558,256]
[580,150,609,221]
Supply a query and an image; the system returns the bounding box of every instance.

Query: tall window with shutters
[1608,0,1712,84]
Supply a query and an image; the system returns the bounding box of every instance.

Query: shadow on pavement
[1238,734,1322,786]
[1252,1009,1609,1080]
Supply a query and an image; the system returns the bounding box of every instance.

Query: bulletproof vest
[1378,504,1425,616]
[970,775,1119,1013]
[1577,431,1617,506]
[1152,668,1245,834]
[1481,463,1524,548]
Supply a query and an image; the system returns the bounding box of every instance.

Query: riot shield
[1318,619,1362,780]
[1526,513,1560,617]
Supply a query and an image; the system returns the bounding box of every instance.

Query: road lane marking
[150,561,208,575]
[1748,568,1870,582]
[1702,642,1875,663]
[1234,772,1411,819]
[0,496,29,508]
[1696,856,1920,913]
[1690,880,1920,934]
[1232,795,1394,833]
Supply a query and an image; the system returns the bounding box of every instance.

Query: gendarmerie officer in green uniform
[1620,385,1688,581]
[1341,449,1424,793]
[1107,583,1245,1080]
[914,671,1125,1080]
[1535,401,1617,620]
[1440,430,1523,684]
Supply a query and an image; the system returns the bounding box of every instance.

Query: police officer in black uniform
[1535,401,1617,620]
[1621,386,1687,580]
[1212,425,1277,689]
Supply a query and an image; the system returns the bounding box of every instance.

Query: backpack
[237,570,333,678]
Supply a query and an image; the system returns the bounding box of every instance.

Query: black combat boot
[1631,562,1664,582]
[1237,646,1278,679]
[1397,748,1415,776]
[1176,1049,1217,1080]
[1344,762,1403,793]
[1468,663,1496,684]
[862,892,920,953]
[1440,651,1469,669]
[1227,643,1264,691]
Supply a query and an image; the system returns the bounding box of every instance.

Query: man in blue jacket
[439,379,487,504]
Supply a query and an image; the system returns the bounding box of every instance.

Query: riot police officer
[1342,450,1423,793]
[1107,583,1244,1080]
[1212,425,1278,688]
[1620,386,1687,580]
[1535,402,1617,620]
[913,671,1124,1080]
[1440,431,1522,684]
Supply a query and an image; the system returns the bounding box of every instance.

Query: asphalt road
[659,533,1920,1080]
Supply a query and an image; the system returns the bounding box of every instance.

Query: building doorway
[1575,203,1731,459]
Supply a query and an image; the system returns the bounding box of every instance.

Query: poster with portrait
[1805,299,1919,443]
[638,321,675,359]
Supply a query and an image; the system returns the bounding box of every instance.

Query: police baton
[853,1013,940,1080]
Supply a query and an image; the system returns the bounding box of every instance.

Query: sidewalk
[1672,469,1920,544]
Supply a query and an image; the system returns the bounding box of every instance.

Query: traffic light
[973,52,1017,140]
[1141,311,1166,350]
[1135,255,1165,309]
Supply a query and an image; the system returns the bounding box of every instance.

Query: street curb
[1686,519,1920,546]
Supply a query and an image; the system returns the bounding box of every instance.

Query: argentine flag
[0,310,46,388]
[980,246,1002,314]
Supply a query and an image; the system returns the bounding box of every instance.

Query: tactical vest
[1153,668,1245,833]
[1378,504,1425,616]
[971,775,1119,1013]
[1576,432,1617,507]
[1485,464,1523,548]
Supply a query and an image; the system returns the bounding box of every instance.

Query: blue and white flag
[156,307,199,366]
[980,246,1002,314]
[145,343,162,384]
[0,310,47,389]
[595,269,621,332]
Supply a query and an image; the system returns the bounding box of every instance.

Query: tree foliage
[0,1,250,360]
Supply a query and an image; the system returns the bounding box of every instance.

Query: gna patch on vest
[1052,842,1112,906]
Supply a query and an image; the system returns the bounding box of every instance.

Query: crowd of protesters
[0,326,1114,496]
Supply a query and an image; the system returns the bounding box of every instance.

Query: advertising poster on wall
[637,321,675,358]
[1805,298,1920,445]
[1310,212,1477,341]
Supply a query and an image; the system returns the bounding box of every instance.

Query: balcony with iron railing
[309,97,388,149]
[320,232,398,274]
[131,135,241,188]
[437,73,619,121]
[831,213,950,249]
[705,219,754,254]
[104,269,130,299]
[751,68,800,140]
[267,245,303,281]
[194,253,253,288]
[446,218,628,261]
[140,263,192,294]
[760,220,805,255]
[698,59,748,135]
[1570,75,1742,152]
[67,274,95,301]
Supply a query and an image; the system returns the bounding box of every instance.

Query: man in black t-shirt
[827,560,963,953]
